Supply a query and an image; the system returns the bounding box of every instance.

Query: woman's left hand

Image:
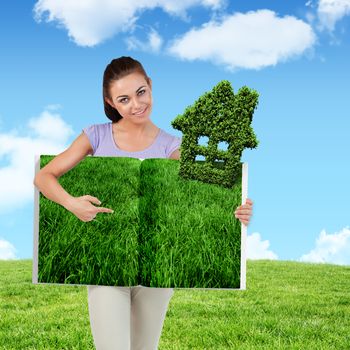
[234,198,253,226]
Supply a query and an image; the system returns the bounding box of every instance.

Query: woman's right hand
[65,195,114,222]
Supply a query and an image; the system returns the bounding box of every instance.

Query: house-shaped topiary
[171,80,259,188]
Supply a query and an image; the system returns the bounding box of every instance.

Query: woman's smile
[133,106,148,117]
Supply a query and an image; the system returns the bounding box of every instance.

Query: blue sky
[0,0,349,264]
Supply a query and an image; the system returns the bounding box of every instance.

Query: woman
[34,56,253,350]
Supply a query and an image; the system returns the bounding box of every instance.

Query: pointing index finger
[96,207,114,214]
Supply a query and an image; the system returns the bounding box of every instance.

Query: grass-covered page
[33,156,247,289]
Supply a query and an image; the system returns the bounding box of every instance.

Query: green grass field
[38,156,241,288]
[1,259,349,349]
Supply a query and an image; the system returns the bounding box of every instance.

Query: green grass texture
[1,260,349,349]
[37,156,242,288]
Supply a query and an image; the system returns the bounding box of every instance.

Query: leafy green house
[171,80,259,188]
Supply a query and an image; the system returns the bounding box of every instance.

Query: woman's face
[107,71,153,124]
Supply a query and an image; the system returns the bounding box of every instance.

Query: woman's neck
[113,119,157,137]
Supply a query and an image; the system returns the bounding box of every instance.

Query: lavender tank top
[83,122,182,159]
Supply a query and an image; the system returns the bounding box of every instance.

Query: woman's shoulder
[83,122,111,134]
[158,128,182,143]
[82,122,112,154]
[157,128,182,158]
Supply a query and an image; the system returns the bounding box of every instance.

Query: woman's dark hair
[103,56,150,122]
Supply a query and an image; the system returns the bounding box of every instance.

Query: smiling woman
[33,56,184,350]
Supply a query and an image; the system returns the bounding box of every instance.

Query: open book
[33,156,247,289]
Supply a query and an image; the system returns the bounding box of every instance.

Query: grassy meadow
[38,156,141,286]
[1,259,349,349]
[138,158,241,288]
[38,156,241,288]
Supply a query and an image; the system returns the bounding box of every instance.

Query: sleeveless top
[83,122,182,159]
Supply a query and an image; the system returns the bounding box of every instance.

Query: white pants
[87,285,174,350]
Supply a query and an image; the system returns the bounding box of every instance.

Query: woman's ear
[105,97,115,108]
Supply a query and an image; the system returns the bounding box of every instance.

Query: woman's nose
[131,98,141,110]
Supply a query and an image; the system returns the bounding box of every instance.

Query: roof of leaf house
[172,80,259,149]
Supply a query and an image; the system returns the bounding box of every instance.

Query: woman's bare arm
[169,149,180,160]
[34,132,113,221]
[34,133,91,207]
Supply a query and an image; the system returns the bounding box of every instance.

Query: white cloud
[126,28,163,53]
[28,110,73,142]
[0,108,73,214]
[317,0,350,30]
[149,29,163,51]
[247,232,278,260]
[33,0,224,47]
[0,238,17,260]
[152,0,224,17]
[168,10,316,71]
[300,227,350,265]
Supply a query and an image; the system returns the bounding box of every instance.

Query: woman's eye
[119,98,128,103]
[138,89,146,95]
